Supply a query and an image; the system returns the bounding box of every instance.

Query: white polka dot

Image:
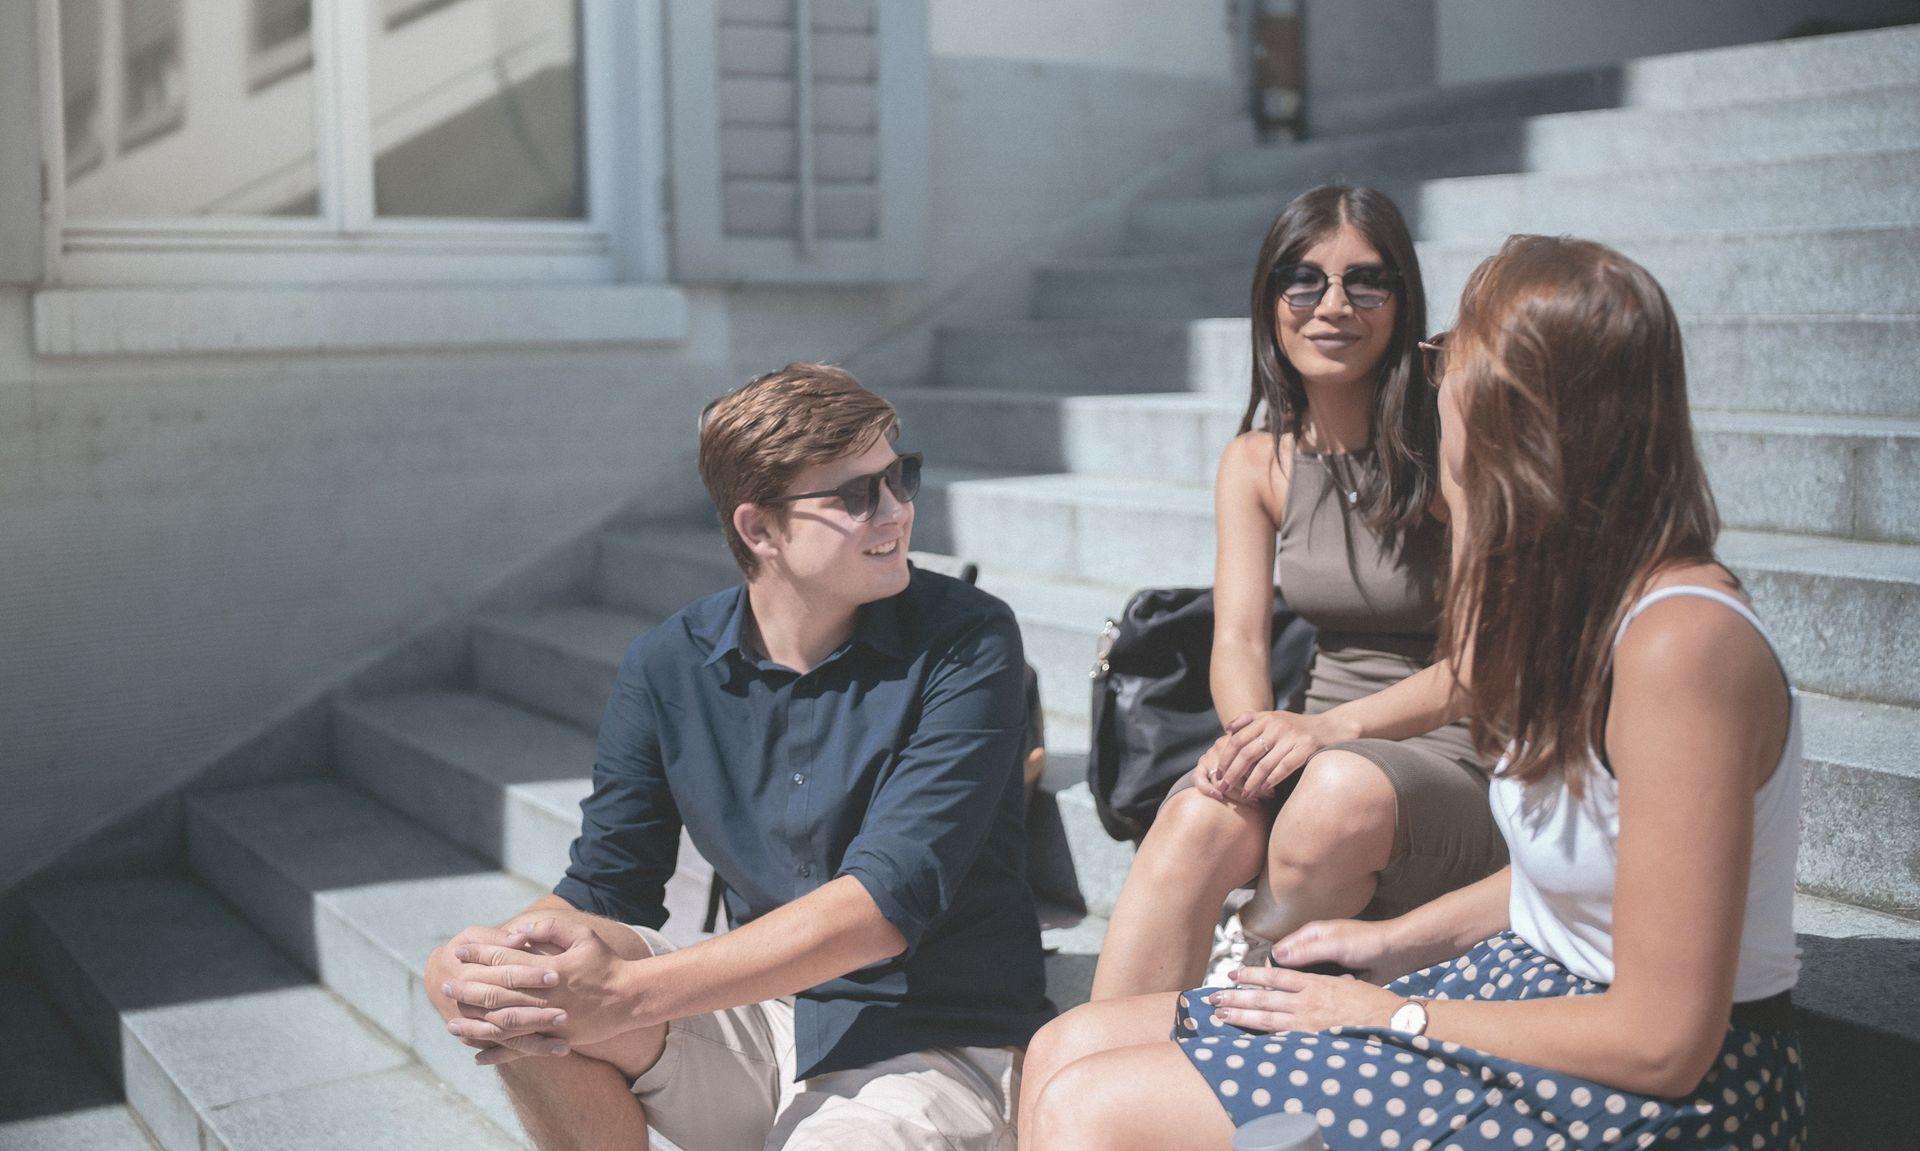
[1316,1108,1336,1128]
[1257,1061,1276,1078]
[1515,1099,1532,1116]
[1787,1048,1799,1065]
[1569,1121,1588,1139]
[1456,1087,1476,1105]
[1412,1035,1431,1052]
[1724,1116,1740,1133]
[1322,1078,1341,1096]
[1571,1087,1592,1107]
[1423,1079,1443,1097]
[1637,1136,1656,1149]
[1382,1132,1401,1149]
[1539,979,1555,992]
[1427,1057,1446,1073]
[1604,1129,1621,1143]
[1694,1100,1713,1115]
[1333,1039,1351,1051]
[1387,1098,1406,1117]
[1349,1119,1370,1138]
[1606,1094,1627,1114]
[1194,1048,1213,1061]
[1452,1114,1468,1130]
[1203,1036,1221,1045]
[1234,1038,1252,1049]
[1464,965,1479,980]
[1290,1069,1309,1087]
[1515,1130,1534,1147]
[1251,1088,1271,1107]
[1546,1137,1566,1151]
[1226,1054,1244,1069]
[1264,1043,1282,1055]
[1499,974,1515,988]
[1354,1088,1374,1107]
[1181,1016,1198,1031]
[1698,1124,1714,1140]
[1441,1041,1461,1055]
[1284,1098,1304,1114]
[1742,1040,1759,1058]
[1642,1101,1662,1119]
[1723,1088,1739,1106]
[1396,1052,1416,1065]
[1327,1055,1347,1069]
[1724,1053,1740,1070]
[1360,1063,1379,1079]
[1295,1049,1314,1062]
[1481,1119,1502,1138]
[1220,1080,1239,1097]
[1480,983,1497,996]
[1744,1079,1761,1096]
[1418,1107,1437,1125]
[1391,1070,1410,1087]
[1414,1141,1432,1151]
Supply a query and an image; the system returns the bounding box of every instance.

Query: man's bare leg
[496,1025,667,1151]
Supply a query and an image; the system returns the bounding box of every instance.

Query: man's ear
[733,502,784,565]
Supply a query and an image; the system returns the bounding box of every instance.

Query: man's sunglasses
[761,453,923,522]
[1271,263,1400,310]
[1418,330,1450,385]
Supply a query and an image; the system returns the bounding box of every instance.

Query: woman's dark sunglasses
[1271,263,1400,310]
[761,453,923,522]
[1419,330,1450,385]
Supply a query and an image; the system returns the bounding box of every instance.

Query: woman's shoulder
[1218,429,1290,517]
[1612,563,1777,703]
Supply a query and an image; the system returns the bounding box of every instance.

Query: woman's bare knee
[1271,750,1397,869]
[1133,788,1267,884]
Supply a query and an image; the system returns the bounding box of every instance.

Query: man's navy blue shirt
[553,566,1054,1079]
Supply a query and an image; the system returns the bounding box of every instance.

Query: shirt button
[792,772,806,785]
[797,863,812,878]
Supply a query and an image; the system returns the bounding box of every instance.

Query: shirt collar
[701,581,909,669]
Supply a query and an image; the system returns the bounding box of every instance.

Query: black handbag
[1086,587,1317,843]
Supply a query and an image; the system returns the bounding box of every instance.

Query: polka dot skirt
[1173,931,1807,1150]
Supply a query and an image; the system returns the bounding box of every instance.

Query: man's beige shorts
[628,925,1021,1151]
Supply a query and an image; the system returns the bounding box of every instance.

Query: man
[426,363,1052,1151]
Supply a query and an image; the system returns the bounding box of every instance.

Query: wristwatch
[1389,998,1429,1036]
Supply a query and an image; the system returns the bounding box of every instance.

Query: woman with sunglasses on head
[1091,185,1506,1002]
[1018,235,1806,1151]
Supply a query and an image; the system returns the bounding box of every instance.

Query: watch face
[1391,1001,1427,1035]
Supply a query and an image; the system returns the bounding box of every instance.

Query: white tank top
[1488,586,1802,1001]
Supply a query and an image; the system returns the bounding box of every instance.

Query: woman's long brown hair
[1443,235,1721,790]
[1242,185,1436,553]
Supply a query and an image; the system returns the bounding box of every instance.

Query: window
[45,0,621,285]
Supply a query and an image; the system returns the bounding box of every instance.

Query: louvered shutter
[667,0,928,282]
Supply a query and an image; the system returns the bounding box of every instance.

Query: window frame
[38,0,626,287]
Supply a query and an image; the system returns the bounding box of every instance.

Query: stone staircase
[6,23,1918,1151]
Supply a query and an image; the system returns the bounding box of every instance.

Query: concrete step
[931,320,1202,395]
[1798,696,1920,919]
[1421,226,1920,325]
[893,389,1920,544]
[890,388,1240,488]
[2,976,160,1149]
[27,876,518,1151]
[1720,530,1920,709]
[334,691,596,888]
[472,605,651,730]
[1213,84,1920,196]
[1165,315,1920,421]
[1310,24,1920,137]
[1694,410,1920,543]
[1139,149,1920,255]
[1039,228,1920,324]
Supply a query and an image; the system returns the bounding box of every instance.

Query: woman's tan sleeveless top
[1274,444,1480,767]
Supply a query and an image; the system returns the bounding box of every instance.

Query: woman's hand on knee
[1201,710,1339,801]
[1269,918,1412,985]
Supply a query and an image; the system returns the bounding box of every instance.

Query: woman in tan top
[1089,185,1506,999]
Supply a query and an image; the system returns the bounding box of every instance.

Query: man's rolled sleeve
[553,640,682,927]
[836,609,1026,949]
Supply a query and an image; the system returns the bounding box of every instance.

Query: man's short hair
[699,363,900,577]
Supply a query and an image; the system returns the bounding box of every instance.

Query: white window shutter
[666,0,928,283]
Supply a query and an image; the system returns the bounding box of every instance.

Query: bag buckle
[1091,618,1119,678]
